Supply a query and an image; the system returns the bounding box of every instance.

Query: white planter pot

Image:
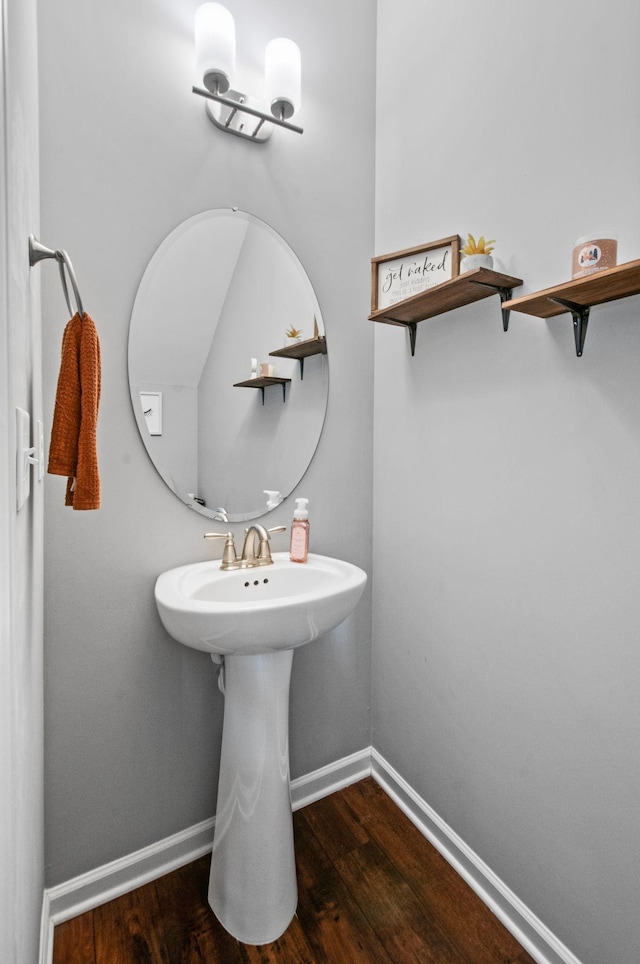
[460,253,493,273]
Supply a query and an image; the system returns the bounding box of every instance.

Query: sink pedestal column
[208,649,297,945]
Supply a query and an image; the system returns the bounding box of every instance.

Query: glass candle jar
[572,232,617,279]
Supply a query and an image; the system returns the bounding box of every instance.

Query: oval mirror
[128,209,328,522]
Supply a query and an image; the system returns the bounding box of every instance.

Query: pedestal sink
[154,551,367,945]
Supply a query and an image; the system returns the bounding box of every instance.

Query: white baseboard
[46,814,217,927]
[291,746,372,810]
[40,746,582,964]
[39,814,216,964]
[371,748,583,964]
[39,891,53,964]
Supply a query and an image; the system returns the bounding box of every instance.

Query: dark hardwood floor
[52,777,537,963]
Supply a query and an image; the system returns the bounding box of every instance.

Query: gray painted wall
[373,3,640,963]
[39,0,375,887]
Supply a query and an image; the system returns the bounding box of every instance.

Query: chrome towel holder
[28,235,85,319]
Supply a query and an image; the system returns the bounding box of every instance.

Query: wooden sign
[371,235,460,313]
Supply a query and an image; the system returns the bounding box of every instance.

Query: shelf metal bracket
[549,297,590,357]
[469,281,515,332]
[397,279,518,356]
[258,382,287,405]
[498,287,514,332]
[405,322,418,357]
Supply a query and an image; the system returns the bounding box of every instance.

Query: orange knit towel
[48,312,102,510]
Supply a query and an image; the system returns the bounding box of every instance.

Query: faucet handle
[264,526,286,560]
[203,531,240,570]
[251,525,287,565]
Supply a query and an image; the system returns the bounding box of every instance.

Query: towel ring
[28,235,85,319]
[57,252,84,319]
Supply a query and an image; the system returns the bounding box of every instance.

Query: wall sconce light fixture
[193,3,303,142]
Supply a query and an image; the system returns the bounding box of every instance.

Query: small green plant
[461,234,495,257]
[285,325,303,339]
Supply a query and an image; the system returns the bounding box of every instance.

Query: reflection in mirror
[128,209,328,522]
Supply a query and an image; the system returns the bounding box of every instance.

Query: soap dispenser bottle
[290,498,310,563]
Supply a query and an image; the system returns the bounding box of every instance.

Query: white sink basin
[155,551,367,655]
[154,549,367,945]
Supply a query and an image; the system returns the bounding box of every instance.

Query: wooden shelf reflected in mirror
[270,335,327,379]
[233,376,291,404]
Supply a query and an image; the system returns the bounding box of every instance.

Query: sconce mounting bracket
[193,86,303,142]
[202,88,273,142]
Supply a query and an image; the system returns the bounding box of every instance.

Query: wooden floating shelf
[502,258,640,318]
[368,267,523,355]
[368,268,523,325]
[269,335,327,360]
[269,336,327,378]
[233,375,291,404]
[502,258,640,356]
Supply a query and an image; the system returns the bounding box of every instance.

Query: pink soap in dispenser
[290,498,310,563]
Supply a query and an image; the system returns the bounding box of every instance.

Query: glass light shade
[265,38,301,120]
[195,3,235,95]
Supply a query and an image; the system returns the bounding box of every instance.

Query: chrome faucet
[204,525,286,570]
[241,525,286,568]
